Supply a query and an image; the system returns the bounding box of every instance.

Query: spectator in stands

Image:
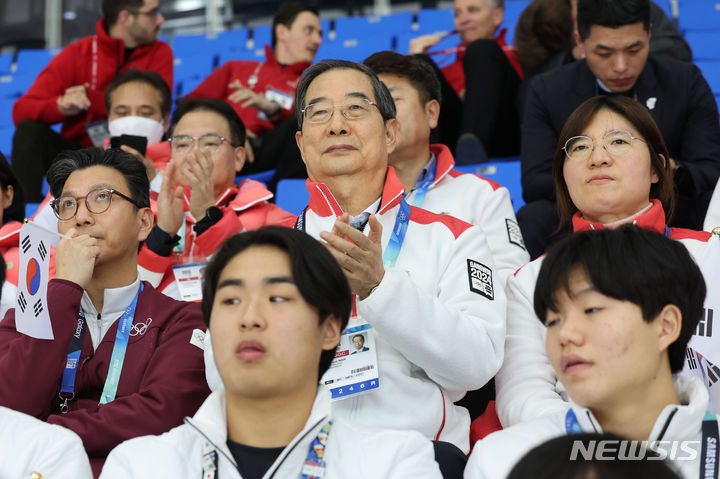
[496,95,715,429]
[0,148,209,475]
[364,51,529,287]
[138,99,294,300]
[101,227,443,479]
[467,226,710,479]
[105,69,172,182]
[186,2,321,186]
[409,0,523,163]
[287,59,506,475]
[514,0,690,80]
[11,0,172,203]
[1,406,93,478]
[518,0,720,258]
[0,153,25,292]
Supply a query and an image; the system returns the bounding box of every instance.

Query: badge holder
[86,121,109,147]
[320,299,380,401]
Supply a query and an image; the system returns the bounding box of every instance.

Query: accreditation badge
[172,261,207,302]
[320,296,379,400]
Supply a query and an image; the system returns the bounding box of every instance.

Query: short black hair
[47,147,150,210]
[202,226,352,379]
[364,51,442,106]
[102,0,145,27]
[170,98,247,147]
[508,433,682,479]
[104,69,172,118]
[272,2,319,49]
[0,152,25,223]
[295,59,396,129]
[534,226,706,373]
[577,0,651,40]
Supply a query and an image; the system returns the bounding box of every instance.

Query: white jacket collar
[185,387,333,470]
[80,276,141,319]
[569,376,709,441]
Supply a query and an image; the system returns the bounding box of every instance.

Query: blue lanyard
[565,408,719,478]
[665,225,672,238]
[301,421,332,479]
[383,197,411,269]
[407,160,437,208]
[59,283,143,412]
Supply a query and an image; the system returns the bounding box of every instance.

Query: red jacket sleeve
[12,47,81,126]
[185,62,233,100]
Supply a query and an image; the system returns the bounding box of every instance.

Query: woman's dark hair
[508,432,680,479]
[552,95,674,230]
[514,0,574,76]
[0,152,26,223]
[202,226,352,379]
[534,226,706,373]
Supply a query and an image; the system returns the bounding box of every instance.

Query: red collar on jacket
[429,143,457,186]
[305,167,405,217]
[571,199,666,234]
[96,19,160,64]
[263,45,312,76]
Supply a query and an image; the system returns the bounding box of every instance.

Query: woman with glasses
[493,95,715,429]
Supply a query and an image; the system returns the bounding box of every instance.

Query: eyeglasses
[563,130,647,162]
[301,97,378,124]
[50,188,144,220]
[129,7,161,17]
[168,134,237,155]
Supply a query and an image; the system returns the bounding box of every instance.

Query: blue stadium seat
[251,25,273,49]
[0,126,12,158]
[0,73,36,100]
[173,31,244,58]
[275,178,309,216]
[25,202,41,218]
[696,61,720,95]
[217,48,266,66]
[315,35,395,63]
[0,98,14,128]
[417,8,455,34]
[454,160,524,213]
[14,49,59,79]
[0,53,13,75]
[686,32,720,60]
[334,11,414,42]
[236,169,276,188]
[500,0,530,44]
[173,54,216,96]
[679,5,720,32]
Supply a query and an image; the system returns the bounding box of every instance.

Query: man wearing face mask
[105,69,172,188]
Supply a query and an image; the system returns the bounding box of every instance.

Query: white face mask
[108,116,165,145]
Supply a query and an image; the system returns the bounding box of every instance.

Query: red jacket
[0,221,22,286]
[0,280,209,474]
[441,28,524,95]
[13,20,173,146]
[139,179,295,295]
[186,45,309,136]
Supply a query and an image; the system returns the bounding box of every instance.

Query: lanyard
[301,421,332,479]
[295,197,410,269]
[59,283,143,412]
[565,408,720,479]
[407,160,437,208]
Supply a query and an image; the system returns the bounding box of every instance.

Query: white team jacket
[295,168,506,453]
[466,376,716,479]
[100,388,443,479]
[495,201,713,427]
[405,144,530,287]
[0,406,92,478]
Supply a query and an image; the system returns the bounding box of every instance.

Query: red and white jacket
[186,45,309,137]
[278,168,507,453]
[12,20,173,146]
[408,144,529,287]
[138,179,294,299]
[495,200,713,427]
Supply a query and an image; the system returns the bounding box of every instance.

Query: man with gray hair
[283,59,507,474]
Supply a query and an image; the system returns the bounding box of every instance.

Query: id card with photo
[321,312,379,401]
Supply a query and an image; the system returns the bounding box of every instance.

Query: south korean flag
[15,222,59,339]
[688,235,720,366]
